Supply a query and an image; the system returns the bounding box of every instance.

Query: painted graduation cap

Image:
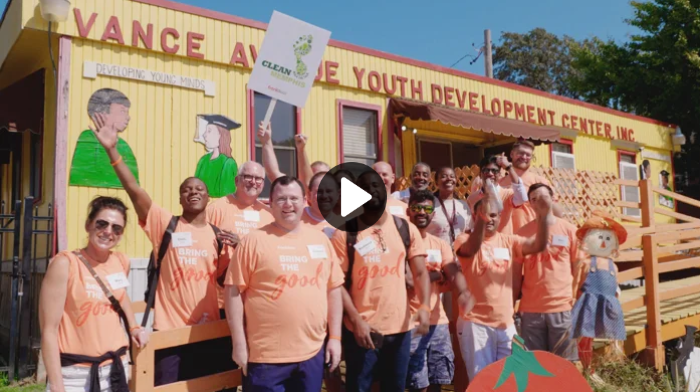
[194,114,241,147]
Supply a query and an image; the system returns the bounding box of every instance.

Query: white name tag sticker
[354,237,377,257]
[493,247,511,261]
[389,206,405,216]
[308,245,328,259]
[552,235,569,247]
[322,227,336,239]
[106,272,130,290]
[243,210,260,222]
[171,232,193,248]
[426,249,442,263]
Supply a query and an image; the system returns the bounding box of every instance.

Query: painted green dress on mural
[195,153,237,198]
[69,130,140,188]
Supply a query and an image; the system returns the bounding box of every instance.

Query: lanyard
[436,193,457,243]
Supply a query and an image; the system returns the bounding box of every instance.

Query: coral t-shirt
[409,234,454,326]
[225,224,344,363]
[331,216,426,335]
[141,204,227,331]
[454,232,525,329]
[207,195,274,308]
[55,250,130,363]
[516,217,578,314]
[386,197,409,217]
[206,195,274,236]
[300,207,338,239]
[467,187,517,234]
[500,170,552,232]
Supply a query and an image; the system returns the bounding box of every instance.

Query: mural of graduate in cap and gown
[193,114,240,198]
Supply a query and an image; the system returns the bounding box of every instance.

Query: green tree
[492,28,595,98]
[570,0,700,185]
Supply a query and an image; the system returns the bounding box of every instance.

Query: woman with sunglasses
[40,196,148,392]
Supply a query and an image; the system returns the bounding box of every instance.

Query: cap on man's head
[198,114,241,130]
[660,170,670,177]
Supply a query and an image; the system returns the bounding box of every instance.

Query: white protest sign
[248,11,331,127]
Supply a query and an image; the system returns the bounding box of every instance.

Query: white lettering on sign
[83,61,216,97]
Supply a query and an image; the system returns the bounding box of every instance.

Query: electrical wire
[449,43,484,68]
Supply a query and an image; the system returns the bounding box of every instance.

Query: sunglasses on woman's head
[95,219,124,235]
[410,205,435,214]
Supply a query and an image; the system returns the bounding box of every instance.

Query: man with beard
[90,113,230,385]
[499,139,563,231]
[332,170,431,392]
[392,163,432,204]
[207,161,275,309]
[374,161,409,217]
[467,155,527,234]
[225,176,344,390]
[454,190,551,380]
[406,190,470,392]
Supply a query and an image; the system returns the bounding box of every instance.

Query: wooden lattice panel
[396,165,624,227]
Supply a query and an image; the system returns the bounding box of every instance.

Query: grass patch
[0,384,45,392]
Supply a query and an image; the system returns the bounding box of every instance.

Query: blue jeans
[407,324,455,389]
[343,327,412,392]
[243,347,324,391]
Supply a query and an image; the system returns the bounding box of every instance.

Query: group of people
[39,114,596,392]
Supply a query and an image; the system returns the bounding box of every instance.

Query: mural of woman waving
[193,114,240,198]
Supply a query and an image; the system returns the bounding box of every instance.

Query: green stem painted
[494,335,554,392]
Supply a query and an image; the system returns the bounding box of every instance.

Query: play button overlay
[317,162,387,233]
[340,178,371,217]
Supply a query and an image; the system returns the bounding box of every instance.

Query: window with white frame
[342,107,378,165]
[550,141,577,196]
[619,153,641,217]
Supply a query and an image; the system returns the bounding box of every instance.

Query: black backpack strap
[393,216,414,289]
[141,215,179,327]
[344,219,358,290]
[209,223,227,287]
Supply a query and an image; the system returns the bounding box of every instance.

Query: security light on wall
[39,0,71,22]
[673,126,687,146]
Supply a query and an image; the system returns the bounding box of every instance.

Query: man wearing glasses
[224,176,344,390]
[499,139,563,231]
[466,155,527,234]
[405,190,470,392]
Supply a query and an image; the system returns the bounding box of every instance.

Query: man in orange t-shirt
[374,161,410,217]
[91,114,231,386]
[406,190,470,392]
[331,170,431,392]
[499,139,564,231]
[453,191,552,380]
[513,183,579,361]
[467,155,527,234]
[224,176,344,391]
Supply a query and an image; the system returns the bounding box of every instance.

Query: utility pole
[484,29,493,78]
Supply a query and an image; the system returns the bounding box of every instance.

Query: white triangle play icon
[341,177,372,218]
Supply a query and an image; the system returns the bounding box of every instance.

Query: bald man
[374,161,409,217]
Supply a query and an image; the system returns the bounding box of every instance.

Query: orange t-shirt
[516,217,578,314]
[206,195,274,235]
[300,207,338,238]
[466,187,517,234]
[206,195,274,308]
[409,234,454,326]
[454,232,525,328]
[500,171,552,232]
[55,250,130,362]
[141,204,227,331]
[331,216,427,335]
[225,224,344,363]
[386,197,409,217]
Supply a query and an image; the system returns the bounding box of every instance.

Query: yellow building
[0,0,681,259]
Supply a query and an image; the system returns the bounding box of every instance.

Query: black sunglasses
[95,219,124,235]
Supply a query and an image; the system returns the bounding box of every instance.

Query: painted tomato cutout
[466,337,592,392]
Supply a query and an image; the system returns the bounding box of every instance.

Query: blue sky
[0,0,641,76]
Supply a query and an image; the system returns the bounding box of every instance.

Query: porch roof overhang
[390,98,561,143]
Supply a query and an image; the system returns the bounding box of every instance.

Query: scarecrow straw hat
[576,210,628,245]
